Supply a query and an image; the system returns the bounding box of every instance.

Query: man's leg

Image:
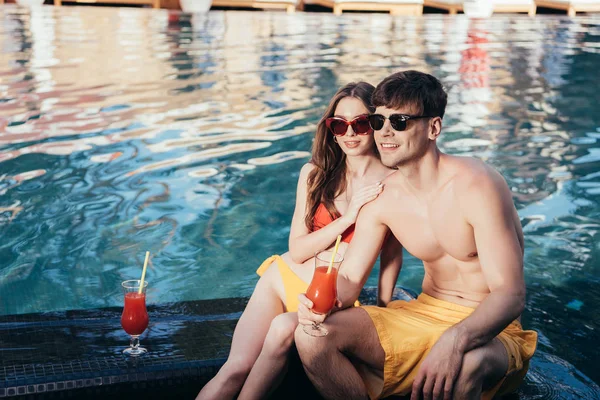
[453,338,509,400]
[294,308,385,400]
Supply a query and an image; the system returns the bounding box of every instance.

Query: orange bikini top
[313,203,355,243]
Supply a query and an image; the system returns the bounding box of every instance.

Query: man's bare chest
[385,199,478,263]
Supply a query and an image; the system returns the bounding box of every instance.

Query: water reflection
[0,5,599,389]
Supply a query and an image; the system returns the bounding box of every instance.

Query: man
[295,71,537,400]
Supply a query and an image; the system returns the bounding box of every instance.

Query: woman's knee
[263,314,297,355]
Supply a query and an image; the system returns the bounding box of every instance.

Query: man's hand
[411,327,466,400]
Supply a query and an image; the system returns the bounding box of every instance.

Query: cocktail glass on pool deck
[121,279,149,356]
[303,250,343,337]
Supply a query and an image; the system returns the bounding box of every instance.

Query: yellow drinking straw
[138,251,150,294]
[327,235,342,274]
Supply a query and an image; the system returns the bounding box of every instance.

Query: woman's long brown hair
[304,82,376,231]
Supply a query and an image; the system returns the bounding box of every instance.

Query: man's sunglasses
[368,114,433,131]
[325,114,373,136]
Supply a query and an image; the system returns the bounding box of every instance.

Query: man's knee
[454,341,507,399]
[455,351,484,397]
[294,325,330,363]
[294,324,314,354]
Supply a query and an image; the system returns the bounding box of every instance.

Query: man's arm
[336,200,390,309]
[378,235,403,307]
[452,168,525,350]
[411,167,525,400]
[296,199,389,326]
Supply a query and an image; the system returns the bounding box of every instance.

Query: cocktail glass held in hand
[121,280,149,356]
[303,250,343,337]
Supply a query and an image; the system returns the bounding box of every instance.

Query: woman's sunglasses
[326,114,373,136]
[368,114,432,132]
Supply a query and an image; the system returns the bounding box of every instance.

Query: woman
[197,82,402,400]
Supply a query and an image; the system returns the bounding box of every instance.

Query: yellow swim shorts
[359,293,538,400]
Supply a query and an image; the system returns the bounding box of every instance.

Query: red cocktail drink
[306,266,338,314]
[303,250,343,337]
[121,292,149,336]
[121,279,149,356]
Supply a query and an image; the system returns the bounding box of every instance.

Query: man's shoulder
[447,157,511,214]
[377,172,410,201]
[357,182,398,225]
[448,155,504,193]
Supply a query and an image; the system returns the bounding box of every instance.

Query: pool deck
[0,297,243,398]
[0,288,415,399]
[0,287,595,399]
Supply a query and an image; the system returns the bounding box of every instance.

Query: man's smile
[379,142,400,150]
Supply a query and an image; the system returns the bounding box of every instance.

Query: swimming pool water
[0,5,599,389]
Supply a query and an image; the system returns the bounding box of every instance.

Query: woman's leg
[196,262,286,400]
[237,312,298,400]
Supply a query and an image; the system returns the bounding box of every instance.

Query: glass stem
[130,335,140,349]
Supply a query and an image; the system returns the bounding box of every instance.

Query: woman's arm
[377,234,403,307]
[288,163,353,264]
[288,163,383,264]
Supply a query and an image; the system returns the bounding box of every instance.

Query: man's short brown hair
[372,70,447,119]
